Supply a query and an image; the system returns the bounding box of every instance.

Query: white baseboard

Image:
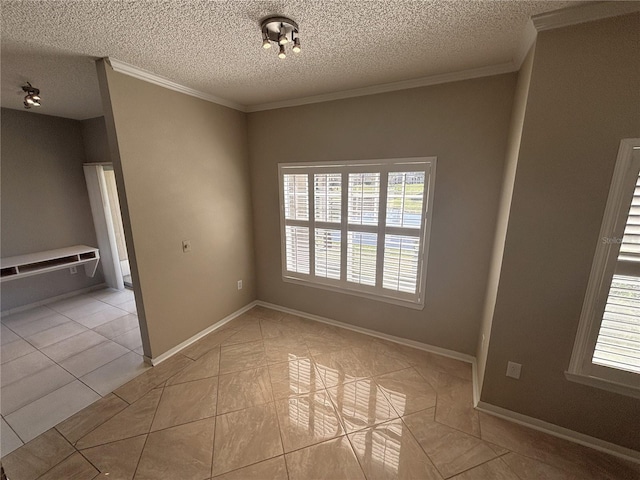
[1,283,108,317]
[256,300,475,364]
[476,401,640,463]
[148,301,258,366]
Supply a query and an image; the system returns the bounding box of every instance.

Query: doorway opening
[83,163,133,290]
[103,166,132,288]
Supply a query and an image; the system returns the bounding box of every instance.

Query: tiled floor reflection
[1,288,144,453]
[2,305,638,479]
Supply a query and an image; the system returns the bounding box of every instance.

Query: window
[278,158,436,308]
[567,139,640,398]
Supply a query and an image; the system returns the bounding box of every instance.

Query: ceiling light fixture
[261,16,300,59]
[262,32,271,49]
[22,82,41,109]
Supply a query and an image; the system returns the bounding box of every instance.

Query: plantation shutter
[593,172,640,374]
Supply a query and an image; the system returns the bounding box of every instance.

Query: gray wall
[248,74,516,356]
[81,116,111,164]
[476,46,536,391]
[481,14,640,450]
[98,62,256,358]
[1,108,104,311]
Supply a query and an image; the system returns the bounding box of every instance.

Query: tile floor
[2,306,638,479]
[1,288,146,455]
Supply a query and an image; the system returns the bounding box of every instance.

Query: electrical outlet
[237,280,243,290]
[70,266,78,275]
[506,361,522,379]
[182,240,192,253]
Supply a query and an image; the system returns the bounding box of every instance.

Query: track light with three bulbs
[261,16,300,59]
[22,82,41,109]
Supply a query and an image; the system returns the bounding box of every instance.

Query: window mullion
[375,169,389,289]
[308,173,316,278]
[340,172,348,282]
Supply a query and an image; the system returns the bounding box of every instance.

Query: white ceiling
[1,0,584,120]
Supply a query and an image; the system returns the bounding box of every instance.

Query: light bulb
[25,96,34,105]
[292,38,301,53]
[262,38,271,49]
[278,33,288,45]
[278,45,286,59]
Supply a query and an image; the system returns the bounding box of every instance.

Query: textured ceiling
[1,0,583,120]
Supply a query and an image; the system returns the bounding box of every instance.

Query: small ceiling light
[22,82,41,109]
[262,32,271,49]
[260,16,299,59]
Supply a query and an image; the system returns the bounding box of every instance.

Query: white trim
[532,2,640,32]
[84,164,124,290]
[514,20,537,69]
[105,58,515,114]
[476,401,640,463]
[148,301,258,365]
[1,283,107,316]
[280,277,425,310]
[246,63,517,112]
[107,57,246,112]
[278,158,436,308]
[568,139,640,393]
[255,300,475,364]
[102,3,640,116]
[472,361,480,408]
[564,371,640,400]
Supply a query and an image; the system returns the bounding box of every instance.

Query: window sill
[564,370,640,399]
[282,276,425,310]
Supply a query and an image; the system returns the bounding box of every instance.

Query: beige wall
[481,14,640,450]
[476,46,536,390]
[96,62,256,358]
[1,108,104,311]
[80,116,111,164]
[248,74,516,355]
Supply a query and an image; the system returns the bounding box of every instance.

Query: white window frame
[566,139,640,399]
[278,157,436,310]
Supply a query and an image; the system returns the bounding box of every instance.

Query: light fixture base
[261,15,300,56]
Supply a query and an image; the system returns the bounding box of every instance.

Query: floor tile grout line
[264,351,289,467]
[2,375,78,422]
[6,307,629,478]
[3,348,146,443]
[1,306,58,331]
[496,455,525,479]
[343,424,370,480]
[55,397,129,446]
[130,384,164,479]
[55,343,136,379]
[6,328,108,395]
[210,353,221,477]
[398,414,447,479]
[53,395,501,478]
[28,447,77,480]
[1,414,27,445]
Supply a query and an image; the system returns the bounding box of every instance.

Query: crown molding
[532,1,640,32]
[106,57,517,114]
[107,57,247,112]
[103,4,637,115]
[514,20,537,69]
[245,62,517,112]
